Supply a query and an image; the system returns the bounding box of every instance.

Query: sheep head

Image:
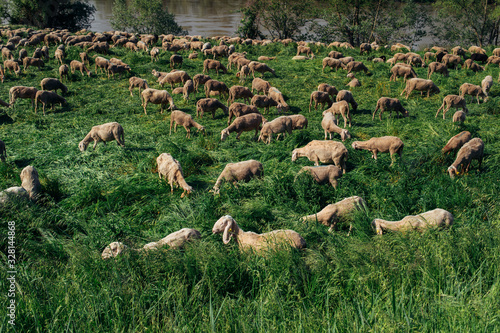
[371,220,383,235]
[102,242,128,259]
[212,215,237,244]
[78,140,88,152]
[448,165,458,179]
[351,142,360,150]
[221,129,230,141]
[291,150,298,162]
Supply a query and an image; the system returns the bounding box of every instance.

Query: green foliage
[236,6,265,39]
[111,0,185,35]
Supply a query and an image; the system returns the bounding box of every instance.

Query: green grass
[0,32,499,332]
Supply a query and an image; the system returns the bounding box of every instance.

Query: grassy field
[0,30,499,332]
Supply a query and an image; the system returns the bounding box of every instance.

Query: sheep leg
[435,103,445,118]
[143,101,148,114]
[371,150,378,160]
[184,126,190,138]
[372,107,379,120]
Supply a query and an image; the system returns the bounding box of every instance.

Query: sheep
[423,51,435,63]
[196,98,228,118]
[292,140,348,173]
[228,52,247,69]
[447,138,484,179]
[390,43,411,52]
[0,186,28,206]
[372,208,453,235]
[328,50,343,59]
[0,64,3,83]
[288,114,308,130]
[309,91,332,112]
[227,103,261,124]
[1,47,14,60]
[486,56,500,66]
[441,54,461,69]
[23,57,44,71]
[258,116,293,144]
[181,80,195,100]
[141,88,176,114]
[94,56,110,73]
[78,52,89,66]
[258,56,276,61]
[78,122,124,151]
[107,63,129,79]
[203,59,227,75]
[236,56,251,69]
[372,97,409,120]
[54,48,65,65]
[156,153,193,198]
[248,61,277,78]
[452,110,466,123]
[336,90,358,112]
[322,57,343,72]
[427,62,449,79]
[59,64,69,80]
[321,112,352,141]
[400,78,440,99]
[268,87,289,113]
[0,139,5,162]
[435,95,468,119]
[211,45,230,58]
[360,43,371,54]
[70,60,91,77]
[169,110,205,138]
[128,77,149,97]
[251,77,271,95]
[40,78,68,95]
[343,61,369,74]
[150,47,160,62]
[193,74,212,92]
[205,79,229,99]
[158,70,190,89]
[390,64,417,82]
[318,83,338,99]
[212,160,263,194]
[34,91,66,115]
[323,100,351,128]
[9,86,38,108]
[351,136,404,166]
[493,48,500,57]
[302,196,367,233]
[459,83,487,104]
[406,53,425,67]
[442,131,471,154]
[220,113,265,141]
[297,165,343,189]
[463,59,484,72]
[481,75,493,96]
[470,53,488,63]
[297,45,314,57]
[227,85,254,105]
[250,95,278,114]
[188,52,199,60]
[346,78,361,88]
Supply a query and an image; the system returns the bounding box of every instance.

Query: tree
[111,0,185,36]
[236,6,265,39]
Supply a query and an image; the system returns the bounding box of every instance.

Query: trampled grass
[0,30,499,331]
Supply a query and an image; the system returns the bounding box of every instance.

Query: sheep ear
[222,223,232,244]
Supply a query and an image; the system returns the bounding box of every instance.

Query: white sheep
[321,111,352,141]
[372,208,453,234]
[258,116,293,144]
[447,138,484,178]
[141,88,176,114]
[79,122,125,151]
[292,140,348,173]
[435,95,468,119]
[221,113,265,141]
[156,153,193,198]
[212,160,263,194]
[297,165,343,189]
[351,136,404,166]
[170,110,205,138]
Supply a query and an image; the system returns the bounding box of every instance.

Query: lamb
[322,57,343,72]
[452,110,466,123]
[390,64,417,82]
[323,100,351,128]
[442,131,471,154]
[227,85,254,105]
[372,208,453,235]
[70,60,91,76]
[23,57,44,71]
[447,138,484,178]
[227,103,261,124]
[203,59,227,75]
[435,95,468,119]
[78,122,124,151]
[400,78,440,99]
[94,56,110,73]
[250,95,278,114]
[248,61,277,78]
[268,87,289,113]
[221,113,265,141]
[196,98,228,118]
[212,160,263,194]
[309,91,333,112]
[321,112,352,141]
[251,77,271,95]
[159,71,191,89]
[302,196,367,233]
[292,140,348,173]
[459,83,487,104]
[318,83,338,99]
[40,78,68,95]
[169,110,205,138]
[212,215,306,253]
[128,76,149,96]
[193,74,212,92]
[343,61,369,74]
[288,114,308,130]
[156,153,193,198]
[336,90,358,112]
[351,136,404,166]
[481,75,493,96]
[3,60,21,76]
[463,59,484,72]
[141,88,176,114]
[59,64,69,80]
[372,97,409,120]
[297,165,343,189]
[205,79,229,99]
[9,86,38,108]
[258,116,293,144]
[54,48,65,65]
[427,62,449,79]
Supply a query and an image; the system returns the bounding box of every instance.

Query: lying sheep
[9,86,38,108]
[343,61,369,74]
[318,83,338,99]
[141,88,176,114]
[372,97,409,120]
[302,196,367,233]
[40,78,67,95]
[323,100,351,128]
[205,79,229,99]
[351,136,404,166]
[435,95,468,119]
[157,153,193,198]
[212,160,263,194]
[322,57,343,72]
[292,140,348,173]
[258,116,293,143]
[390,64,417,82]
[372,208,453,235]
[160,70,191,89]
[442,131,471,154]
[427,62,449,79]
[212,215,306,253]
[196,98,228,118]
[188,52,198,60]
[248,61,277,78]
[459,83,487,104]
[221,113,265,141]
[250,95,278,114]
[346,78,361,88]
[79,122,125,151]
[321,112,352,141]
[34,91,66,115]
[268,87,289,113]
[452,110,466,123]
[288,114,308,130]
[481,75,493,96]
[3,60,21,76]
[401,78,440,99]
[0,186,28,206]
[170,110,205,138]
[227,85,254,105]
[448,138,484,178]
[70,60,91,76]
[258,56,276,61]
[23,57,44,71]
[251,77,271,95]
[297,165,343,189]
[336,90,358,112]
[128,77,149,97]
[309,91,332,112]
[292,55,312,61]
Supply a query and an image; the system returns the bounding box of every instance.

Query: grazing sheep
[268,87,289,113]
[400,78,440,99]
[248,61,277,78]
[322,57,343,72]
[212,160,263,194]
[170,110,205,138]
[328,51,343,59]
[297,45,314,57]
[20,166,41,201]
[79,122,124,151]
[159,70,191,88]
[452,110,466,123]
[346,78,361,88]
[459,83,487,104]
[442,131,471,154]
[288,114,308,130]
[188,52,198,59]
[302,196,367,233]
[486,56,500,66]
[318,83,338,99]
[79,52,89,65]
[427,62,449,79]
[128,77,149,97]
[196,98,228,118]
[94,56,110,73]
[372,208,453,235]
[211,45,230,58]
[321,112,352,141]
[452,46,466,56]
[442,54,461,69]
[372,97,409,120]
[323,100,351,128]
[227,103,261,124]
[212,215,306,253]
[227,52,247,69]
[250,95,278,114]
[23,57,44,71]
[251,77,271,95]
[336,90,357,112]
[205,79,229,99]
[107,63,129,79]
[3,60,21,76]
[9,86,38,108]
[343,61,369,74]
[2,47,14,61]
[309,91,333,112]
[182,80,195,100]
[423,52,435,63]
[150,47,160,62]
[40,78,67,95]
[221,113,265,141]
[406,53,425,67]
[470,53,488,63]
[463,59,484,72]
[59,64,69,80]
[236,65,250,82]
[203,59,227,74]
[435,95,468,119]
[156,153,193,198]
[481,75,493,96]
[141,88,176,114]
[34,91,66,115]
[70,60,91,76]
[360,43,371,54]
[227,85,254,105]
[193,74,212,92]
[390,64,417,82]
[352,136,404,166]
[292,140,348,173]
[297,165,343,189]
[54,48,65,65]
[447,138,484,179]
[258,116,293,143]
